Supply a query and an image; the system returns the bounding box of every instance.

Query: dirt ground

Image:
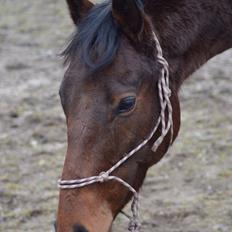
[0,1,231,232]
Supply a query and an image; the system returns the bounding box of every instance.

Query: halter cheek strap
[58,32,173,232]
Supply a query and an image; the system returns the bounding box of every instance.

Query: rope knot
[99,171,109,183]
[128,218,141,232]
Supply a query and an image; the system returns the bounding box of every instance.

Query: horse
[56,0,232,231]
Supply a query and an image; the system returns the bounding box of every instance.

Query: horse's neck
[146,0,232,89]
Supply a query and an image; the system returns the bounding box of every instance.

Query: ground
[0,1,231,232]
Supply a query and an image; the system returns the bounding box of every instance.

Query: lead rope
[58,32,173,232]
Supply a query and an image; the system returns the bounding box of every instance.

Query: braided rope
[58,32,173,232]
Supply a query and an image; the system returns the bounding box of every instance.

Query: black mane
[62,1,120,70]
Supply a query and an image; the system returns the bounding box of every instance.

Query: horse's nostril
[73,224,88,232]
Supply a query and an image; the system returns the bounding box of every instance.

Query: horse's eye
[117,96,136,114]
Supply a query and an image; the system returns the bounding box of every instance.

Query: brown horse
[56,0,232,231]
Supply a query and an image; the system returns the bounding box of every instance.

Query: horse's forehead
[63,39,143,99]
[92,42,141,82]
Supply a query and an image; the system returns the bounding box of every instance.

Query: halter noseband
[58,32,173,232]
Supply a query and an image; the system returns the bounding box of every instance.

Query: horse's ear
[66,0,94,25]
[112,0,145,40]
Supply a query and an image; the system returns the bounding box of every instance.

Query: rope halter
[58,32,173,232]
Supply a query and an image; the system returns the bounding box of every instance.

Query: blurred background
[0,0,231,231]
